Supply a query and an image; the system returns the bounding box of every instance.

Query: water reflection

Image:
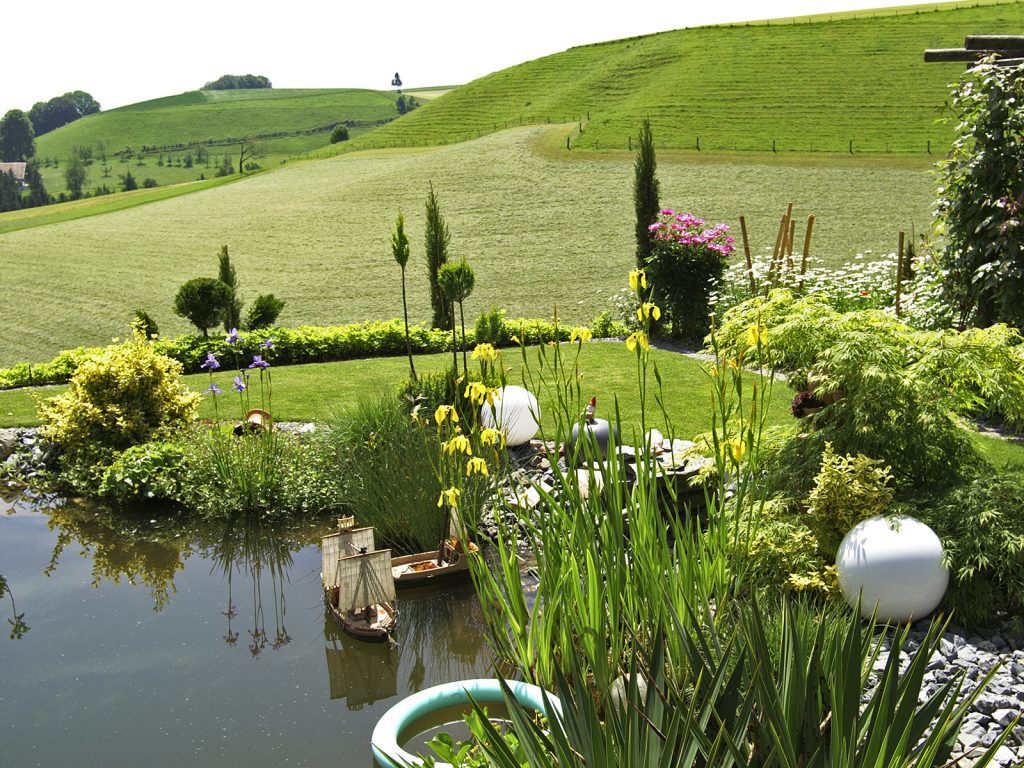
[197,515,309,657]
[322,578,495,711]
[44,496,186,610]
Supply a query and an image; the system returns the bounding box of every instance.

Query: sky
[4,0,952,118]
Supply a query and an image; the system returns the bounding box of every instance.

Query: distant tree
[28,91,99,135]
[217,245,242,331]
[0,109,35,161]
[425,182,452,329]
[396,95,419,115]
[238,137,263,173]
[330,125,350,143]
[142,178,158,188]
[633,117,660,273]
[64,153,88,199]
[0,171,20,213]
[24,162,50,207]
[391,212,417,381]
[244,294,285,330]
[121,170,137,191]
[183,153,193,168]
[173,278,232,338]
[216,154,234,177]
[437,260,475,376]
[195,146,208,165]
[203,74,272,90]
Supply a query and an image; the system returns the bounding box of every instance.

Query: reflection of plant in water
[0,573,29,639]
[198,514,321,658]
[44,498,186,611]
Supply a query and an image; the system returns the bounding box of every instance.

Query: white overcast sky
[5,0,950,117]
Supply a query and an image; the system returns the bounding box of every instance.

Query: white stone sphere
[480,385,540,447]
[836,515,949,623]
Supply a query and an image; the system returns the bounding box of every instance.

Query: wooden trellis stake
[800,214,815,277]
[895,230,906,317]
[739,215,756,293]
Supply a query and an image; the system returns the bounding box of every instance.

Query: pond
[0,491,494,767]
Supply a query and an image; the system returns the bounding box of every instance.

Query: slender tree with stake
[391,212,417,380]
[437,260,475,377]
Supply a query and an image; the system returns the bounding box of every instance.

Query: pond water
[0,491,494,767]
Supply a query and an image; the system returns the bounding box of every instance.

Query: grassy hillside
[34,88,403,193]
[321,0,1023,158]
[0,125,933,366]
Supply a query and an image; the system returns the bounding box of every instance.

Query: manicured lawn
[0,345,791,442]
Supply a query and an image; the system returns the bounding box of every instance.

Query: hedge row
[0,317,593,390]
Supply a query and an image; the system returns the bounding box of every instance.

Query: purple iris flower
[201,352,220,370]
[248,355,270,369]
[227,328,243,345]
[233,375,247,392]
[260,338,275,349]
[207,383,222,395]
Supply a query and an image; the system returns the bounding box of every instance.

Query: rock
[993,709,1019,728]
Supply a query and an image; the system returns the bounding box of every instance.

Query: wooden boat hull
[324,587,397,643]
[391,550,470,588]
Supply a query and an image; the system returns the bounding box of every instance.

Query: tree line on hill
[203,74,272,90]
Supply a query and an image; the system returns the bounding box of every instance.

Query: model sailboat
[322,526,397,643]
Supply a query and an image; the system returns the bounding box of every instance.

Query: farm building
[0,162,27,188]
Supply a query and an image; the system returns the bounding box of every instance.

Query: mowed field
[323,0,1024,158]
[0,125,933,366]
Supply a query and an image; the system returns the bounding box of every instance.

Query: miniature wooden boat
[322,526,397,643]
[390,538,473,588]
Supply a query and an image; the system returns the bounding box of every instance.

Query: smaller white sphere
[480,385,540,446]
[836,515,949,623]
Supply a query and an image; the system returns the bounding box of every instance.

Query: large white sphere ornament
[836,515,949,623]
[480,385,540,446]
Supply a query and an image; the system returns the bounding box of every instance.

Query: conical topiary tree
[425,182,452,330]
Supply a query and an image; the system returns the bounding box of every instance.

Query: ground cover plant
[325,1,1022,157]
[0,127,935,366]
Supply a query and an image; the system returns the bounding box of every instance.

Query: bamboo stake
[767,204,793,291]
[895,231,905,317]
[786,219,796,271]
[800,214,815,277]
[739,216,756,294]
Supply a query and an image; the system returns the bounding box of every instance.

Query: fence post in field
[895,231,906,317]
[740,216,756,293]
[767,203,793,292]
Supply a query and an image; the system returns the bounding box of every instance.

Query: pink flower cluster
[649,208,736,257]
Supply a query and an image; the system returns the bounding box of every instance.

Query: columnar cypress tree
[425,182,452,330]
[217,245,242,332]
[391,211,417,381]
[633,118,660,271]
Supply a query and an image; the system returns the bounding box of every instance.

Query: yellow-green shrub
[805,442,894,555]
[39,331,200,487]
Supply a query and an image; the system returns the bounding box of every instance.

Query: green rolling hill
[33,88,405,193]
[325,0,1023,157]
